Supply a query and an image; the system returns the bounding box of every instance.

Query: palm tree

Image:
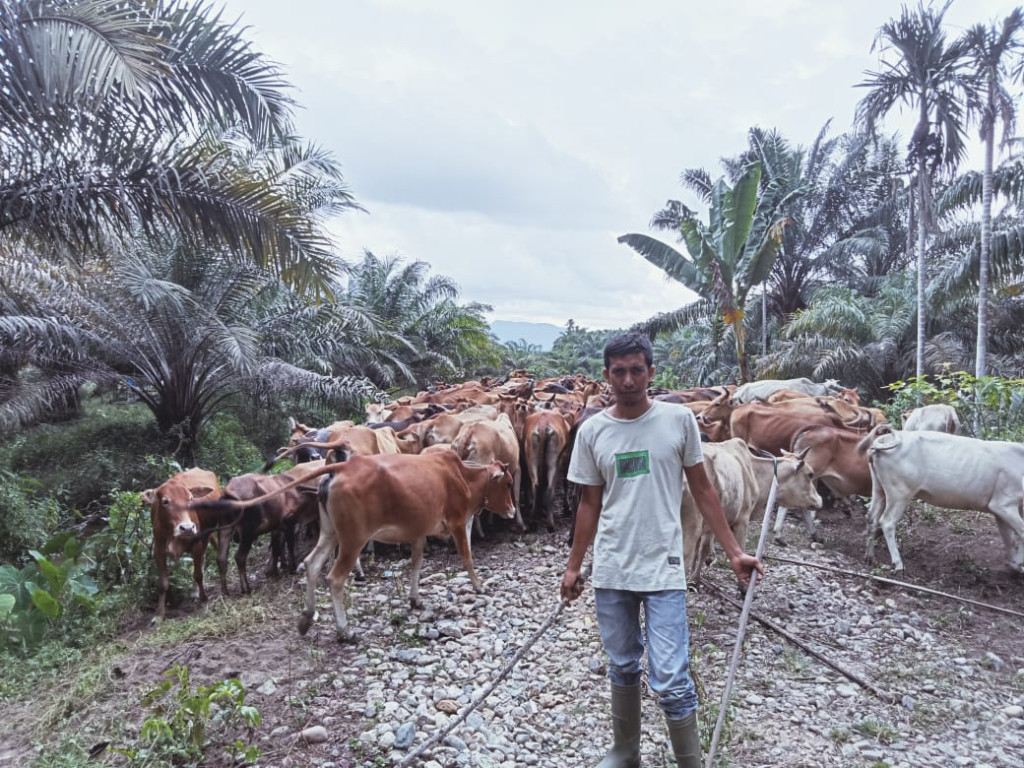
[620,161,789,383]
[958,8,1024,377]
[342,251,496,389]
[0,0,360,296]
[855,0,971,380]
[0,242,380,461]
[758,278,919,402]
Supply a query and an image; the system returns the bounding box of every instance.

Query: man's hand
[561,568,584,602]
[729,552,764,589]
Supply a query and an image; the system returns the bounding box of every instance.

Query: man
[561,331,762,768]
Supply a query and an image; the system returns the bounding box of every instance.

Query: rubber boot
[665,712,701,768]
[596,683,642,768]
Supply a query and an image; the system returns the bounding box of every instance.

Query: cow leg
[267,529,285,578]
[234,530,256,594]
[191,539,208,603]
[864,466,886,563]
[408,536,427,609]
[513,465,526,531]
[544,452,558,531]
[215,527,232,597]
[878,496,909,571]
[451,522,483,593]
[326,544,363,642]
[298,510,338,635]
[773,506,790,545]
[154,548,169,620]
[990,504,1024,572]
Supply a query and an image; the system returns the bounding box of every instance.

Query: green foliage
[0,532,98,652]
[0,469,60,562]
[0,401,171,515]
[194,411,267,478]
[112,665,261,767]
[884,370,1024,439]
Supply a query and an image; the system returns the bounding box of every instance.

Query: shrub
[112,665,261,767]
[0,470,60,563]
[884,371,1024,440]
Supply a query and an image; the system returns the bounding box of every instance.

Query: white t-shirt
[568,399,704,591]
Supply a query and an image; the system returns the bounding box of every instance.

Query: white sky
[220,0,1020,330]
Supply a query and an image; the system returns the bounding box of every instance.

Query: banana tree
[619,162,789,383]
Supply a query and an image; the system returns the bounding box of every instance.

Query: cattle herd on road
[142,372,1024,635]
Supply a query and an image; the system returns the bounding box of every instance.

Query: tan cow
[194,454,516,640]
[521,409,572,531]
[451,413,524,530]
[772,425,873,544]
[142,468,224,619]
[680,440,822,585]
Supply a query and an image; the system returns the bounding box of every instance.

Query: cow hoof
[336,628,359,645]
[298,612,315,635]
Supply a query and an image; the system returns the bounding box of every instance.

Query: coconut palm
[342,251,497,389]
[620,161,789,383]
[957,8,1024,376]
[855,0,971,380]
[0,241,381,460]
[0,0,359,295]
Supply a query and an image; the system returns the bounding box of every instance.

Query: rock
[394,722,416,749]
[300,726,329,743]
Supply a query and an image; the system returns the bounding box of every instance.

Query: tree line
[2,0,1024,467]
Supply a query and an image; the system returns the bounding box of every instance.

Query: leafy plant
[884,370,1024,439]
[113,665,261,766]
[0,532,98,651]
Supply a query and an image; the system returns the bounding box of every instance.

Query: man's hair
[603,331,654,369]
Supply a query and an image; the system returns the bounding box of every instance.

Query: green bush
[112,665,261,767]
[0,400,172,515]
[884,371,1024,440]
[0,470,60,563]
[194,412,268,478]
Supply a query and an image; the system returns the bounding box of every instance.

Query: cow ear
[192,486,216,499]
[141,489,156,505]
[288,416,297,431]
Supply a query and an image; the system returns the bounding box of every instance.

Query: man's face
[604,352,654,407]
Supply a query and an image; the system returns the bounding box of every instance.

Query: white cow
[681,438,823,584]
[902,404,960,434]
[858,424,1024,572]
[731,377,850,404]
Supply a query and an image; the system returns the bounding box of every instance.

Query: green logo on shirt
[615,450,650,478]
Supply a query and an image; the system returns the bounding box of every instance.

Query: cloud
[232,0,1020,330]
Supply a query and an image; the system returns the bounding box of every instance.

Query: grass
[853,717,900,744]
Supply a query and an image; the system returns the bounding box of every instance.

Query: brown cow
[142,468,224,619]
[772,425,873,544]
[451,413,524,530]
[522,409,572,531]
[196,453,515,641]
[219,461,324,593]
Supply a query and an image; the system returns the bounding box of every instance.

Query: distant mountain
[490,320,563,350]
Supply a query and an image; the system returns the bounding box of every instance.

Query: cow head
[776,450,823,510]
[150,475,218,540]
[483,461,516,519]
[703,391,733,421]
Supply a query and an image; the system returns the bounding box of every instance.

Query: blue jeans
[594,588,698,719]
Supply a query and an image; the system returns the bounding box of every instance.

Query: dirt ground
[1,496,1022,767]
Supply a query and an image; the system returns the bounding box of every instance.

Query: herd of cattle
[143,373,1024,637]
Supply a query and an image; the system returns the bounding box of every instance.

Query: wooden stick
[705,473,777,768]
[395,564,592,766]
[766,554,1024,620]
[705,581,897,705]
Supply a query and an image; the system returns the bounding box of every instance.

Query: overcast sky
[221,0,1019,330]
